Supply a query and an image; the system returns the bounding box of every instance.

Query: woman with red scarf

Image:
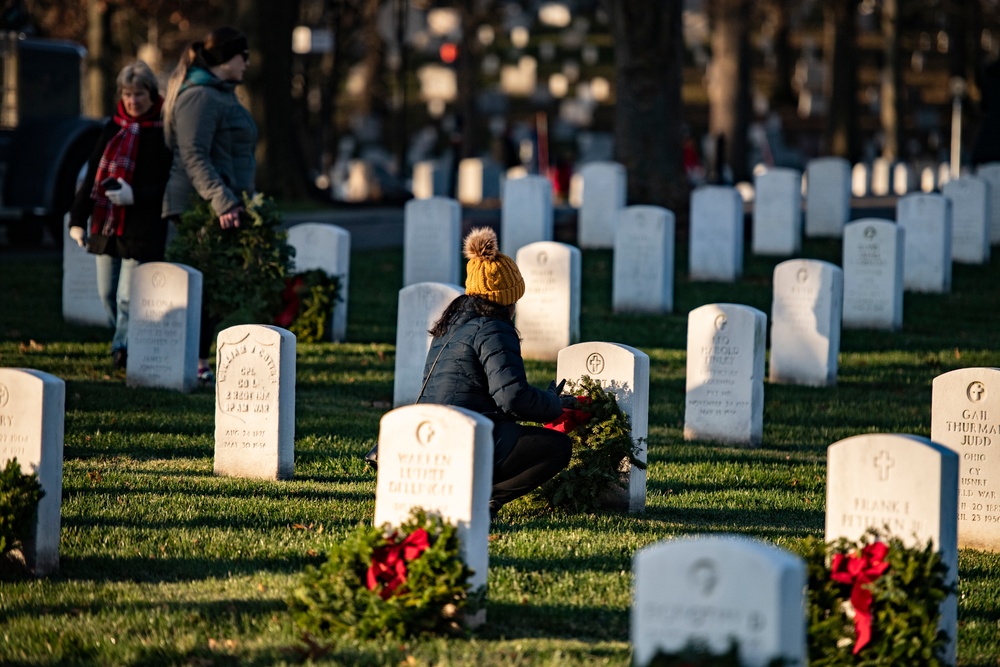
[69,61,173,371]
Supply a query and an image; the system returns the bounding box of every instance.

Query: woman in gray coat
[162,26,257,383]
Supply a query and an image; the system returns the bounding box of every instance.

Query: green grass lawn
[1,236,1000,666]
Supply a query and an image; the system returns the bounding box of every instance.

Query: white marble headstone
[500,175,553,257]
[374,404,493,597]
[0,368,64,576]
[825,434,958,666]
[286,223,351,341]
[411,160,451,200]
[126,262,202,392]
[214,325,296,480]
[515,241,581,361]
[556,342,650,512]
[893,162,914,195]
[62,217,110,327]
[689,185,744,282]
[931,368,1000,552]
[974,162,1000,244]
[393,282,464,407]
[942,176,990,264]
[805,157,851,238]
[632,536,807,667]
[457,157,501,205]
[577,161,626,249]
[897,193,952,293]
[403,197,461,287]
[851,162,870,197]
[769,259,843,387]
[752,168,802,256]
[613,205,674,313]
[842,219,904,330]
[684,304,766,446]
[870,157,892,197]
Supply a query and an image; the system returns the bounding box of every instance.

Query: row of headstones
[414,157,1000,255]
[390,279,1000,550]
[373,399,962,665]
[750,166,993,270]
[63,221,352,342]
[403,185,982,333]
[850,158,1000,204]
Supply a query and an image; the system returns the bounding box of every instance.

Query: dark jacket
[416,297,562,462]
[69,118,172,261]
[162,68,257,218]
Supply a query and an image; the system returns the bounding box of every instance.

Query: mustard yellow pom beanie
[463,227,525,306]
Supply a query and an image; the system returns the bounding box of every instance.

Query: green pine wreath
[288,509,480,640]
[535,376,645,512]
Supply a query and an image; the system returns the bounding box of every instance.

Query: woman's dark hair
[429,294,514,337]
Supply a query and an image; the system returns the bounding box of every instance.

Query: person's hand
[219,206,244,229]
[559,394,578,408]
[106,178,134,206]
[69,226,86,247]
[547,379,563,395]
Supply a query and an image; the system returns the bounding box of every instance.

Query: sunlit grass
[1,237,999,665]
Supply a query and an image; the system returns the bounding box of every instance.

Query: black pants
[491,425,572,509]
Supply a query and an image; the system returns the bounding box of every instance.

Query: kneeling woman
[417,227,571,519]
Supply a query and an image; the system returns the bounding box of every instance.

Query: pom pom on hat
[463,227,525,306]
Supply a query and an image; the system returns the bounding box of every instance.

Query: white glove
[106,178,134,206]
[69,226,86,247]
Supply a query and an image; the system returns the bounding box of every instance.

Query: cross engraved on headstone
[416,420,435,445]
[968,381,986,402]
[152,271,165,288]
[689,558,718,597]
[714,314,728,331]
[0,383,8,408]
[864,226,877,240]
[586,353,605,375]
[537,251,548,264]
[874,449,895,480]
[796,267,808,283]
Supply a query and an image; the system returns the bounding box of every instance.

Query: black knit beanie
[202,27,248,66]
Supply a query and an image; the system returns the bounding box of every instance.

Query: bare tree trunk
[456,0,486,159]
[880,0,900,160]
[237,0,311,199]
[771,0,796,108]
[707,0,751,183]
[85,0,112,117]
[605,0,685,209]
[358,0,388,123]
[823,0,859,159]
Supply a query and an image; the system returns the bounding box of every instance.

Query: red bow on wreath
[366,528,430,599]
[830,541,890,654]
[544,396,592,434]
[274,276,305,327]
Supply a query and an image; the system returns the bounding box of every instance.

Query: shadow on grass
[56,553,328,583]
[477,601,628,642]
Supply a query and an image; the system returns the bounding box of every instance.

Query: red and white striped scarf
[90,96,163,237]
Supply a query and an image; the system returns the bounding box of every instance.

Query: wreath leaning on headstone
[0,458,44,576]
[287,508,481,641]
[534,376,645,512]
[165,192,294,334]
[273,269,342,343]
[797,528,952,667]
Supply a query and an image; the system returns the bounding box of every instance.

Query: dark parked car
[0,31,102,247]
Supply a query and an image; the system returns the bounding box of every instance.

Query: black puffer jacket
[417,297,561,460]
